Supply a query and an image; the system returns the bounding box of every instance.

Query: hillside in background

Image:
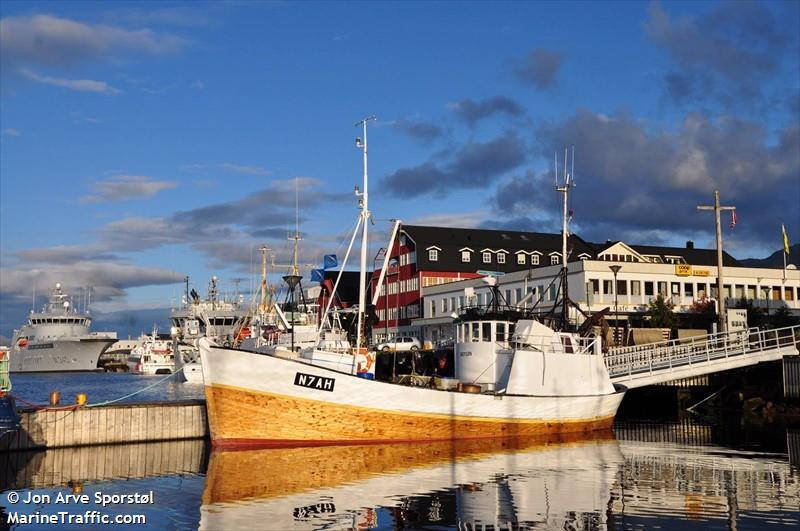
[739,244,800,269]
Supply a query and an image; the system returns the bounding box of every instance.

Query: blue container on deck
[356,372,375,380]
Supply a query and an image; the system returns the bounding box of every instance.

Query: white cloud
[218,163,271,176]
[409,210,490,229]
[1,128,21,136]
[0,14,186,67]
[21,68,121,94]
[80,175,177,203]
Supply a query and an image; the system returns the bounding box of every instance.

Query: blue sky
[1,1,798,338]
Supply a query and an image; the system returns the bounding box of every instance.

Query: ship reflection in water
[0,425,796,530]
[200,429,800,530]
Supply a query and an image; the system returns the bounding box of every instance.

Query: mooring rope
[84,365,187,408]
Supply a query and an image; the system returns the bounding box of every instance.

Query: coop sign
[675,265,692,276]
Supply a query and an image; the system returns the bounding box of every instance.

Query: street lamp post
[610,265,622,346]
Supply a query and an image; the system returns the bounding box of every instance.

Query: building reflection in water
[201,427,799,531]
[0,439,208,491]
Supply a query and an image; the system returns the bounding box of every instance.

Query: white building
[411,239,799,346]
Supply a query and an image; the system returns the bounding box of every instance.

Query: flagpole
[783,225,788,281]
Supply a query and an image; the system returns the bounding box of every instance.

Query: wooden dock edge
[0,400,209,452]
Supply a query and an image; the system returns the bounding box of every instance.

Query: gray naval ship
[10,283,118,373]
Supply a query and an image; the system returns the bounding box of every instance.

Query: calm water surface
[1,374,797,529]
[9,372,203,406]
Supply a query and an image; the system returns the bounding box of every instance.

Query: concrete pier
[0,400,208,451]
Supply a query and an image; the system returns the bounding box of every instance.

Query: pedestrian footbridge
[605,325,800,389]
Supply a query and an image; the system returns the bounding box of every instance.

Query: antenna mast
[355,115,376,351]
[555,147,576,330]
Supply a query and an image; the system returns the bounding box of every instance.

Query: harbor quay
[0,400,207,452]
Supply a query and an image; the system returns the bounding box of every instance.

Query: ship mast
[555,148,575,330]
[355,115,376,351]
[258,244,273,315]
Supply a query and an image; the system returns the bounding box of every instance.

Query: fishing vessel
[127,326,174,375]
[170,276,249,383]
[10,282,117,373]
[200,123,624,448]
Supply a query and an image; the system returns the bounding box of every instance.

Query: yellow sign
[675,264,692,276]
[692,269,710,277]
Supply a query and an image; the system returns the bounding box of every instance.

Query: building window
[590,279,600,295]
[461,251,470,263]
[517,254,526,265]
[430,300,436,317]
[603,280,613,295]
[685,283,694,297]
[658,282,668,297]
[644,281,654,296]
[497,253,506,264]
[550,255,560,265]
[531,255,539,265]
[617,280,628,296]
[482,252,491,263]
[429,249,438,261]
[631,280,641,297]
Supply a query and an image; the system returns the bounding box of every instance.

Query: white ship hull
[200,343,626,448]
[10,337,116,373]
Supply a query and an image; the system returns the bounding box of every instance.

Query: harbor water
[9,372,203,407]
[0,372,797,531]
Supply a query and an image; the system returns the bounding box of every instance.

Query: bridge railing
[604,324,800,379]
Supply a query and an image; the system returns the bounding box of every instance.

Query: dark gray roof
[402,225,595,273]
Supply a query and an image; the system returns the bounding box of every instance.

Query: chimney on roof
[686,240,694,249]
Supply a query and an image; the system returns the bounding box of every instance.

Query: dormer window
[461,251,470,262]
[482,252,491,263]
[429,249,438,261]
[531,255,539,265]
[517,253,526,265]
[551,255,560,265]
[497,253,506,264]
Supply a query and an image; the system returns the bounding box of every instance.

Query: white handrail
[605,324,800,379]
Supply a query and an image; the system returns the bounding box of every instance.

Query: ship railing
[604,324,800,379]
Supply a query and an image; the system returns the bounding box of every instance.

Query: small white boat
[127,327,174,375]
